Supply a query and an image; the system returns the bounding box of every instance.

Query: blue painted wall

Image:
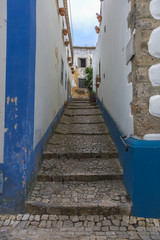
[0,0,36,213]
[0,0,68,213]
[98,99,160,218]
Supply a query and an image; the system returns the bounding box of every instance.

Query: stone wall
[129,0,160,139]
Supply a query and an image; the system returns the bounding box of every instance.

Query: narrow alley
[1,0,160,239]
[0,100,160,240]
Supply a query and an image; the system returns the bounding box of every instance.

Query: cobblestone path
[0,99,160,239]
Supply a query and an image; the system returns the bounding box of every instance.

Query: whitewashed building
[93,0,160,218]
[0,0,73,213]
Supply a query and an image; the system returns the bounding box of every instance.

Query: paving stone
[22,214,30,221]
[17,221,28,229]
[3,219,10,226]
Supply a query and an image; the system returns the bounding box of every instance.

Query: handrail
[120,136,129,152]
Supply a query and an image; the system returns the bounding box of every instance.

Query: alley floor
[0,99,160,240]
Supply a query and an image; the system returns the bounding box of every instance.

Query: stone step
[71,99,89,102]
[60,115,105,125]
[44,134,118,157]
[67,105,99,109]
[55,123,108,135]
[37,158,123,182]
[43,151,119,160]
[64,109,101,117]
[25,180,131,215]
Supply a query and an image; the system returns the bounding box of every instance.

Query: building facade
[72,47,95,98]
[0,0,73,213]
[93,0,160,217]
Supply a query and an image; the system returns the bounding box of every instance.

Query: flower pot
[59,8,65,16]
[97,15,102,22]
[63,29,68,36]
[96,75,101,83]
[64,41,69,47]
[90,92,96,103]
[95,26,100,34]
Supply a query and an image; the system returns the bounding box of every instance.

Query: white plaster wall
[93,0,133,137]
[34,0,70,148]
[148,26,160,58]
[150,0,160,20]
[0,0,7,163]
[149,64,160,86]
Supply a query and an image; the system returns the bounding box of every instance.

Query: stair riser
[25,203,131,216]
[43,152,119,160]
[37,174,123,182]
[55,132,108,136]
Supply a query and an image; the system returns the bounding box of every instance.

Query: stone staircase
[25,99,132,217]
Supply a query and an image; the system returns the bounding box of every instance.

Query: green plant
[84,67,93,92]
[90,90,96,95]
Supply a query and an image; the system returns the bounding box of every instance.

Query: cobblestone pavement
[1,214,160,240]
[1,99,160,239]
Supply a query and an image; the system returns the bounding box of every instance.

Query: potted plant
[64,40,69,47]
[96,13,102,22]
[63,29,68,36]
[95,26,100,34]
[59,8,65,16]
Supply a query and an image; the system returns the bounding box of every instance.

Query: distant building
[72,47,95,98]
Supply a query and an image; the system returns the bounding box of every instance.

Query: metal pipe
[120,136,129,152]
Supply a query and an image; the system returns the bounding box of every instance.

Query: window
[61,58,64,85]
[79,78,86,88]
[78,58,86,68]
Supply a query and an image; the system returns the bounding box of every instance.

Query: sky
[69,0,100,47]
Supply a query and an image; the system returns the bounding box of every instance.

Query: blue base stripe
[98,98,160,218]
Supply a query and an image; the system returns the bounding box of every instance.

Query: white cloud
[69,0,100,31]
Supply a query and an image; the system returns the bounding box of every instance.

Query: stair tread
[38,158,123,181]
[46,134,118,155]
[60,115,105,124]
[64,108,101,116]
[67,106,99,109]
[55,123,108,135]
[26,180,131,215]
